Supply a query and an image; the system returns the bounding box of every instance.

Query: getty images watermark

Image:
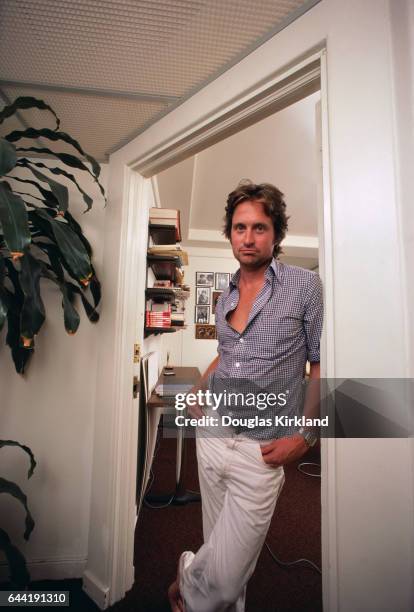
[174,389,328,429]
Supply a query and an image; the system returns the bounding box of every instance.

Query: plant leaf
[0,291,9,331]
[34,241,64,282]
[16,160,68,213]
[0,96,60,130]
[0,138,17,176]
[34,210,92,284]
[4,262,34,373]
[88,271,101,309]
[0,477,35,540]
[0,256,8,330]
[6,127,101,180]
[0,527,31,588]
[0,182,31,257]
[5,175,59,208]
[0,440,37,478]
[19,252,46,341]
[64,211,92,256]
[65,281,99,322]
[16,157,93,211]
[61,283,80,334]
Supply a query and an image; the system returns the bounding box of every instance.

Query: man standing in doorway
[169,181,323,612]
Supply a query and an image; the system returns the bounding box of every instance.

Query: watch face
[299,428,318,447]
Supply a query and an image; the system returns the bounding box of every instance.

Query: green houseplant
[0,97,104,373]
[0,440,36,587]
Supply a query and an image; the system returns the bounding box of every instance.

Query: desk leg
[145,424,200,506]
[172,426,200,505]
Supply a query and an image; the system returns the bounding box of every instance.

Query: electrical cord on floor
[143,494,175,509]
[143,427,176,509]
[297,462,321,478]
[265,460,322,575]
[264,542,321,575]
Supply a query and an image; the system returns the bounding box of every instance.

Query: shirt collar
[230,257,282,288]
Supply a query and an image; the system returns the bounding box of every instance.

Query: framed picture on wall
[195,306,209,324]
[195,324,216,340]
[196,272,214,287]
[196,287,210,305]
[215,272,230,291]
[212,291,222,314]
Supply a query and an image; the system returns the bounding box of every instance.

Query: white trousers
[179,421,285,612]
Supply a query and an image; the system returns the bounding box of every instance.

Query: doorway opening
[129,50,334,611]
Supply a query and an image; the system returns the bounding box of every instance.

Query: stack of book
[149,208,181,242]
[145,301,171,328]
[154,280,172,288]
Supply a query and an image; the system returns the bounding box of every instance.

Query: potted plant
[0,97,105,373]
[0,440,36,587]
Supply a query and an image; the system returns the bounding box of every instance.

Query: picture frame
[215,272,230,291]
[196,287,210,305]
[196,271,214,287]
[195,306,209,324]
[195,324,216,340]
[212,291,222,314]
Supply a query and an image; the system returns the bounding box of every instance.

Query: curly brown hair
[223,180,289,257]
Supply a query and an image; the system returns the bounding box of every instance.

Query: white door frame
[89,48,338,611]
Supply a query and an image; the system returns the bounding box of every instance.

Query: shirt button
[239,338,244,343]
[231,302,235,306]
[235,362,240,368]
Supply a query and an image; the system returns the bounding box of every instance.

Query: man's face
[230,200,276,269]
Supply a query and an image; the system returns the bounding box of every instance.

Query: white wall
[191,92,319,237]
[0,162,107,580]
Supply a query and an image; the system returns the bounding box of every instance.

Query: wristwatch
[298,426,318,447]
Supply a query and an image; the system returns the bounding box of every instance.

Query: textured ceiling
[0,0,319,161]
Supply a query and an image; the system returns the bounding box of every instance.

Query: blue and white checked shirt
[210,258,324,439]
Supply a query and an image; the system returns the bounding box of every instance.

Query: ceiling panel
[0,0,319,160]
[0,86,168,161]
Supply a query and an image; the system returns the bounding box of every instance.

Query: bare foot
[168,579,184,612]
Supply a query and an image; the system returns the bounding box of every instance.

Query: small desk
[145,366,201,505]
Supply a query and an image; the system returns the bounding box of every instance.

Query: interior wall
[190,92,319,237]
[0,162,107,580]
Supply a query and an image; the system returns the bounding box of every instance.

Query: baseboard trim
[0,557,86,582]
[82,570,110,610]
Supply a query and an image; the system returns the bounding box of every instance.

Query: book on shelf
[149,208,181,241]
[147,302,171,313]
[147,245,189,265]
[145,312,171,327]
[150,207,179,219]
[171,317,185,326]
[153,280,173,288]
[148,244,181,251]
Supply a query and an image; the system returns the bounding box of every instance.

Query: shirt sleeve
[303,273,324,363]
